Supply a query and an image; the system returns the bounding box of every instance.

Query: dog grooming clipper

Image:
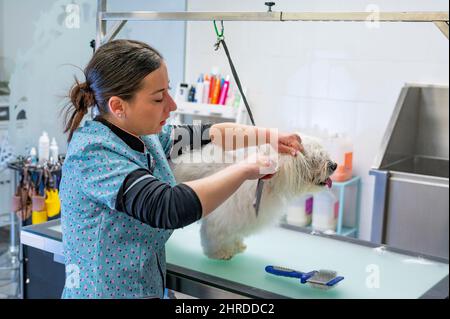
[265,265,344,290]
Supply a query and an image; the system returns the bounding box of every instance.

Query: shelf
[174,101,237,120]
[332,176,361,187]
[281,176,361,238]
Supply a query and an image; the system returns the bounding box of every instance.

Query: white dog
[172,135,336,260]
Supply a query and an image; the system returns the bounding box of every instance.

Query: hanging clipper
[212,19,261,216]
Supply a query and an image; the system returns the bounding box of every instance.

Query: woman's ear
[108,96,126,119]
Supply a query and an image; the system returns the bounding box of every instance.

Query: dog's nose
[328,161,338,172]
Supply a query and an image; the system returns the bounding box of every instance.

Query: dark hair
[64,39,163,142]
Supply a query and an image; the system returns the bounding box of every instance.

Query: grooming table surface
[166,223,448,299]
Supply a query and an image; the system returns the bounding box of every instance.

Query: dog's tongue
[325,178,333,188]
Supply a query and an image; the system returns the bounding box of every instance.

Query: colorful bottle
[209,67,220,104]
[211,75,221,104]
[218,75,230,105]
[187,85,196,102]
[328,133,353,182]
[208,76,215,103]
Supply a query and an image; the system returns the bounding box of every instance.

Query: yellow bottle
[32,210,48,224]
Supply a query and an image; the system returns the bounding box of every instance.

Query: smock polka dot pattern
[60,120,176,298]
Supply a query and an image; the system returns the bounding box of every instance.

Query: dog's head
[276,134,337,195]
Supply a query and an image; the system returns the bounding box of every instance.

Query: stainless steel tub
[370,84,449,259]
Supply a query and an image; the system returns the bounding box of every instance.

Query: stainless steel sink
[383,156,449,178]
[370,84,449,259]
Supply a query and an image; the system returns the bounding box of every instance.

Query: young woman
[60,39,302,298]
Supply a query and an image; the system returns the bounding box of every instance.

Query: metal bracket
[434,21,449,39]
[102,20,128,45]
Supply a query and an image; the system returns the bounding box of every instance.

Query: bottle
[209,67,220,103]
[218,75,230,105]
[29,147,38,165]
[194,75,204,103]
[286,193,313,227]
[211,75,221,104]
[175,83,189,102]
[187,85,196,102]
[38,131,50,164]
[202,75,210,104]
[328,133,353,182]
[232,91,241,108]
[50,138,59,164]
[312,190,339,233]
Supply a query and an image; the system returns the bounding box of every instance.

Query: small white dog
[172,135,336,260]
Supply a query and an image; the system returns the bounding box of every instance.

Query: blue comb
[265,265,344,290]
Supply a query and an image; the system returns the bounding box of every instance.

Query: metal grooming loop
[96,0,449,49]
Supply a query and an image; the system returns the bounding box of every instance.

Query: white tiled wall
[185,0,449,240]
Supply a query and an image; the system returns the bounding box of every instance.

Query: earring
[118,113,123,118]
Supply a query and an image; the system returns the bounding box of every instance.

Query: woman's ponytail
[64,79,96,142]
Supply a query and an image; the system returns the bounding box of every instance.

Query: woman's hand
[184,153,278,217]
[274,132,304,156]
[238,153,278,180]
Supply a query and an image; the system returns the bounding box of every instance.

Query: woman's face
[125,62,177,135]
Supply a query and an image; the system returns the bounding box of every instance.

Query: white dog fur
[171,135,335,260]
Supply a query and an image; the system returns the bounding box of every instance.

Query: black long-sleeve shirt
[95,117,211,229]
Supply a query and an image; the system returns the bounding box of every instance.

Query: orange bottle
[329,134,353,182]
[208,76,215,103]
[211,75,221,104]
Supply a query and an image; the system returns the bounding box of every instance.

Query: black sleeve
[169,123,213,159]
[115,168,203,229]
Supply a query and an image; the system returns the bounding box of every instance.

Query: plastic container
[202,76,210,104]
[38,131,50,164]
[32,210,48,225]
[312,190,339,232]
[50,138,59,164]
[218,75,230,105]
[211,75,221,104]
[286,193,313,227]
[187,85,196,102]
[175,83,189,102]
[29,147,38,165]
[327,133,353,182]
[194,79,204,103]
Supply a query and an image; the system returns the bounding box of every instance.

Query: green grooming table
[166,222,449,299]
[21,219,448,299]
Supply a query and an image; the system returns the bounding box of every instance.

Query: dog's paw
[235,241,247,253]
[207,249,236,260]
